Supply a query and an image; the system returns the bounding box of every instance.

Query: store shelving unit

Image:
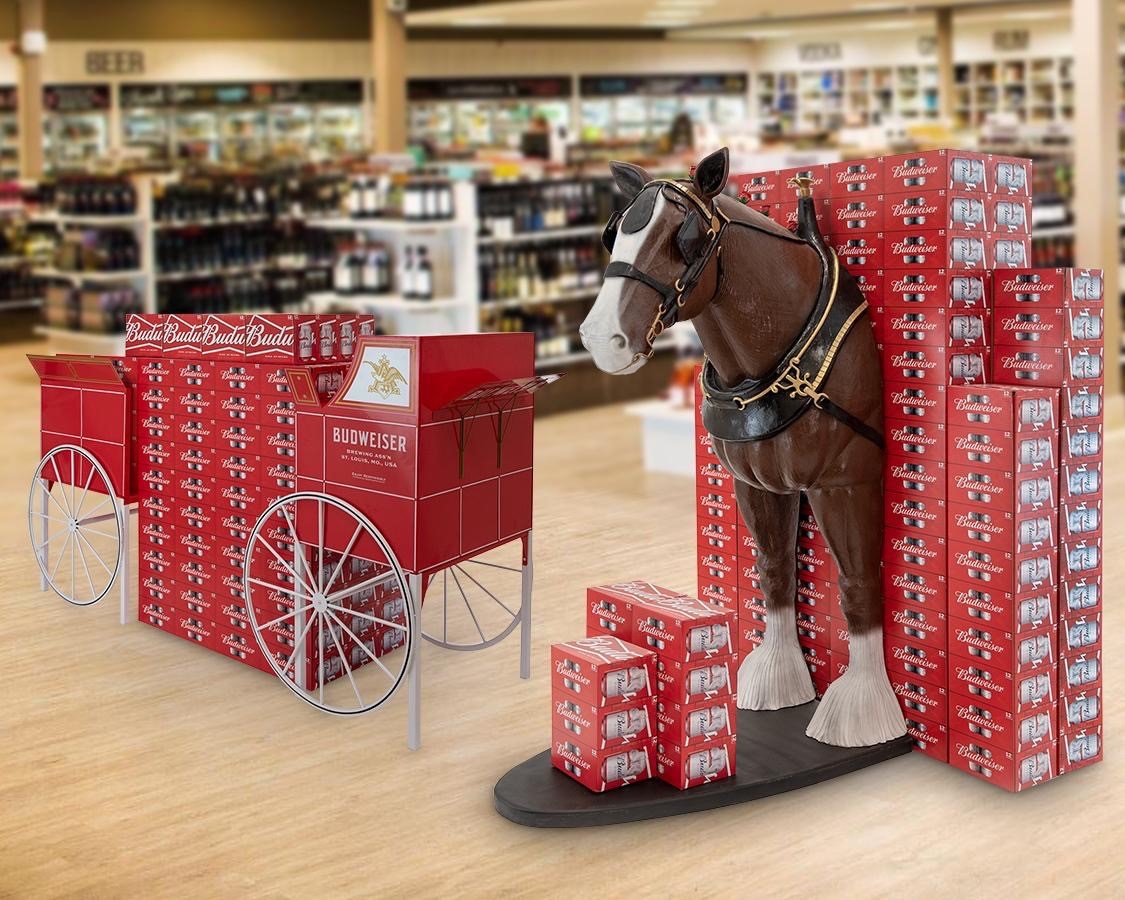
[32,176,155,355]
[755,64,939,133]
[304,180,479,334]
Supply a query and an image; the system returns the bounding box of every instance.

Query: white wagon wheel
[243,492,416,716]
[421,536,528,651]
[28,444,124,607]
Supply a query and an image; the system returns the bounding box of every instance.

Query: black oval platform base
[494,701,913,828]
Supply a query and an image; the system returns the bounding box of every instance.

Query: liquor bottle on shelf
[412,247,434,300]
[54,177,137,216]
[361,244,391,295]
[478,238,603,302]
[333,245,360,295]
[400,246,415,298]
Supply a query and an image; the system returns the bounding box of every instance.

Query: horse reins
[602,179,730,365]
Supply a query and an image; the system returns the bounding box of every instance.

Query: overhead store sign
[86,50,144,75]
[119,79,363,109]
[408,77,572,102]
[44,84,111,112]
[579,73,747,97]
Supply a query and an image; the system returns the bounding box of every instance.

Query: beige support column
[1072,0,1121,421]
[17,0,46,179]
[372,0,407,154]
[935,7,955,124]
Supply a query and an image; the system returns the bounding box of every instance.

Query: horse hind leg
[732,483,815,710]
[803,481,906,746]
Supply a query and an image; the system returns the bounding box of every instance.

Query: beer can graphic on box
[550,730,654,793]
[949,735,1054,792]
[654,695,738,748]
[552,694,656,752]
[655,734,737,790]
[585,582,693,644]
[951,699,1056,754]
[653,655,736,706]
[992,268,1104,308]
[550,636,656,707]
[1059,687,1103,731]
[1059,725,1103,774]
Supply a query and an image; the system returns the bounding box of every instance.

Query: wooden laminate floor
[0,341,1121,899]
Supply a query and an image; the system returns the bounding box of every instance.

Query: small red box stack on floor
[990,267,1106,777]
[128,312,393,688]
[587,579,738,789]
[550,635,657,793]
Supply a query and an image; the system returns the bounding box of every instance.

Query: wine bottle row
[484,306,576,360]
[477,179,610,239]
[156,226,335,275]
[345,175,455,221]
[157,272,316,315]
[49,177,137,217]
[479,239,603,302]
[56,229,140,272]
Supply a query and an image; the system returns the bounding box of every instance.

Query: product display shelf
[476,224,603,246]
[152,213,272,230]
[33,174,157,354]
[306,180,478,335]
[480,288,599,311]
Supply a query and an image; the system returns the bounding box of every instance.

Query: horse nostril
[611,334,626,350]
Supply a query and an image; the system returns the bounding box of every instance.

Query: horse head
[579,146,729,375]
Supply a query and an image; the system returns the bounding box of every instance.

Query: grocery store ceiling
[407,0,1057,32]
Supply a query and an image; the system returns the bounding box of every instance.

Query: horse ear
[692,147,729,202]
[609,161,652,200]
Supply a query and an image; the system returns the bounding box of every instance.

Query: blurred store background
[0,0,1119,424]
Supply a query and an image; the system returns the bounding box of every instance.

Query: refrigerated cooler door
[578,99,612,141]
[46,113,108,170]
[454,101,492,147]
[314,105,363,156]
[174,110,219,162]
[270,104,314,158]
[613,97,649,140]
[220,109,268,163]
[409,102,454,149]
[122,108,171,162]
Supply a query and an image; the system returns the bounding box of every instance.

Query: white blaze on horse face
[580,191,668,375]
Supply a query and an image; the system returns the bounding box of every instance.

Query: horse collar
[700,248,884,449]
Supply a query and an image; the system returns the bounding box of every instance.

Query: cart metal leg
[407,573,423,751]
[118,499,129,625]
[38,478,49,592]
[520,531,533,681]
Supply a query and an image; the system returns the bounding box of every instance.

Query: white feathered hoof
[805,629,907,747]
[737,639,816,710]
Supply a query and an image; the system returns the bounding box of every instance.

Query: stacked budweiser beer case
[990,267,1106,778]
[126,312,400,688]
[550,635,657,792]
[586,581,738,789]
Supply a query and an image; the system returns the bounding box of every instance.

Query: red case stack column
[128,312,389,688]
[550,636,657,793]
[990,267,1106,776]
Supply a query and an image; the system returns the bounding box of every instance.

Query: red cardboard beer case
[1061,536,1101,581]
[586,581,689,643]
[699,520,739,554]
[1058,725,1103,774]
[884,597,948,648]
[885,490,947,542]
[698,552,737,591]
[162,314,246,361]
[796,575,845,619]
[874,307,990,350]
[882,560,947,610]
[553,693,656,752]
[654,654,736,706]
[949,574,1056,632]
[892,670,949,726]
[796,608,834,653]
[877,342,949,385]
[777,163,829,196]
[1060,649,1101,693]
[551,731,654,793]
[824,194,886,232]
[1060,422,1102,465]
[951,696,1057,755]
[173,417,217,448]
[171,441,217,475]
[948,538,1057,598]
[1059,686,1103,732]
[134,357,172,386]
[949,653,1057,712]
[991,267,1104,308]
[949,734,1055,792]
[773,200,829,234]
[884,379,947,425]
[948,612,1056,674]
[654,695,738,748]
[985,234,1031,269]
[882,268,988,308]
[885,417,946,464]
[1060,611,1102,656]
[946,462,1057,513]
[883,150,990,194]
[851,271,884,306]
[171,359,215,389]
[551,637,656,708]
[795,542,838,580]
[800,644,835,683]
[697,488,739,526]
[244,314,305,364]
[883,524,947,578]
[174,388,217,420]
[734,170,784,206]
[946,423,1058,473]
[136,384,175,416]
[655,734,737,790]
[884,635,948,688]
[737,590,769,624]
[1060,498,1102,542]
[992,345,1105,388]
[215,421,262,455]
[738,622,767,656]
[631,594,736,664]
[1060,461,1102,504]
[827,158,885,198]
[125,313,166,357]
[697,459,733,492]
[905,714,950,763]
[885,456,947,500]
[214,361,261,393]
[946,383,1059,434]
[215,390,263,426]
[829,232,884,270]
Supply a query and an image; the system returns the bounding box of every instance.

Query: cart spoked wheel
[28,444,125,607]
[243,492,416,716]
[421,534,530,653]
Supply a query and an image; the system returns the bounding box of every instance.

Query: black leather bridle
[601,179,729,361]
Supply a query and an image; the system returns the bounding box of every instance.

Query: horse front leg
[804,480,906,746]
[733,482,814,710]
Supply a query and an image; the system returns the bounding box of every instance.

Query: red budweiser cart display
[28,315,559,749]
